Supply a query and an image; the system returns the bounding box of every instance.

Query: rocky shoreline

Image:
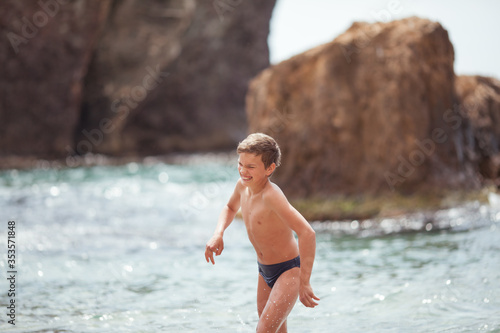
[3,9,500,223]
[292,187,493,221]
[246,17,500,200]
[310,200,497,236]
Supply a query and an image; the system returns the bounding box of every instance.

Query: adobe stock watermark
[261,106,297,135]
[384,102,477,191]
[65,65,169,167]
[213,0,244,22]
[5,0,69,54]
[180,166,237,222]
[340,0,403,64]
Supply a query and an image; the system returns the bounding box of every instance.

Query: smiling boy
[205,133,319,332]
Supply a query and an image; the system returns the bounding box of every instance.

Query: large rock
[246,17,476,198]
[0,0,276,162]
[454,75,500,180]
[78,0,276,156]
[0,0,112,157]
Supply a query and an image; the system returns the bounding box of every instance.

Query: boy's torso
[239,182,299,265]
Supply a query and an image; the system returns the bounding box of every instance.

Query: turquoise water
[0,155,499,332]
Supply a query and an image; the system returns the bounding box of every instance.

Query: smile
[241,175,252,182]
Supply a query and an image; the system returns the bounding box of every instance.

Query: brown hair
[237,133,281,169]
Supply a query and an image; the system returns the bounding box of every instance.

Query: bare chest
[240,192,274,233]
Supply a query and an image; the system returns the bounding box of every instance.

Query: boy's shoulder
[235,178,245,190]
[262,181,287,203]
[268,180,285,193]
[234,179,248,196]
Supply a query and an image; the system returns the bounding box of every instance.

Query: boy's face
[238,152,275,186]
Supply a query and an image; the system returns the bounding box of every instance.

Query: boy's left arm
[267,189,320,308]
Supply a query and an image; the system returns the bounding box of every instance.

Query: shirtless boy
[205,133,319,333]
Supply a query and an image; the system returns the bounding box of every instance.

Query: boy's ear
[266,163,276,176]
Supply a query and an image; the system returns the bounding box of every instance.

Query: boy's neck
[248,177,270,195]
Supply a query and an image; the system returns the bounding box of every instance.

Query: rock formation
[0,0,112,157]
[78,0,276,156]
[246,17,481,198]
[0,0,276,161]
[454,75,500,180]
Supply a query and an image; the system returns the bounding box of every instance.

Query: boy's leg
[256,267,300,333]
[257,274,272,318]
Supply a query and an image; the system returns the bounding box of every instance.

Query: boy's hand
[299,282,320,308]
[205,235,224,265]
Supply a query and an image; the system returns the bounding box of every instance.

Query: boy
[205,133,319,333]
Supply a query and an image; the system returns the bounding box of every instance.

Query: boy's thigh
[260,267,300,320]
[257,274,272,315]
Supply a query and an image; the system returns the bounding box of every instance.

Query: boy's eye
[238,162,255,169]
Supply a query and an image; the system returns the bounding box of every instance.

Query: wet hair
[237,133,281,169]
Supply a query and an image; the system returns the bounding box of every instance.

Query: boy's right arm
[205,180,242,265]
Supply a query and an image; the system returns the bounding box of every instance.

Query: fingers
[301,297,318,308]
[301,297,319,308]
[309,296,319,307]
[204,244,215,264]
[207,243,223,256]
[205,250,215,265]
[205,236,225,265]
[300,290,320,308]
[205,244,222,265]
[210,240,223,256]
[215,244,224,256]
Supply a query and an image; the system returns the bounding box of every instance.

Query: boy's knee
[257,316,284,333]
[256,321,273,333]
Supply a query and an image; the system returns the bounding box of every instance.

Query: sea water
[0,155,499,332]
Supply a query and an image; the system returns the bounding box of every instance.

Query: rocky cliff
[0,0,276,161]
[0,0,111,157]
[246,17,491,198]
[79,0,276,156]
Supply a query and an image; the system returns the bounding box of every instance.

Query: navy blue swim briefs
[258,256,300,288]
